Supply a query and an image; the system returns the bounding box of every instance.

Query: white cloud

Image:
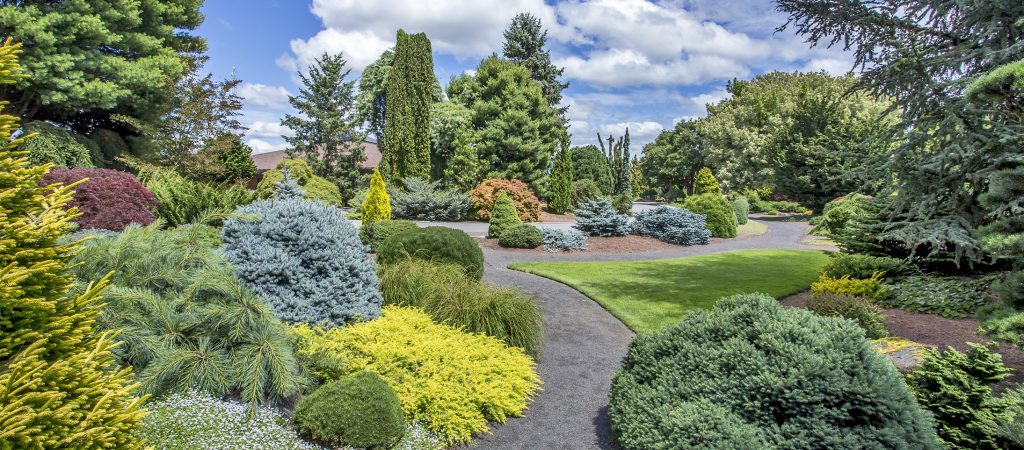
[237,83,291,109]
[246,121,293,139]
[599,121,665,141]
[689,88,730,109]
[802,57,855,76]
[559,49,749,87]
[246,138,287,154]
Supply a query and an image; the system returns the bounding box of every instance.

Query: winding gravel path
[471,218,830,450]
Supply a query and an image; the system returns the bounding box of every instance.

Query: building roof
[251,141,381,172]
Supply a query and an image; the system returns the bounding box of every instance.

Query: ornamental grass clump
[609,293,939,449]
[293,372,405,448]
[377,226,484,279]
[574,197,630,236]
[806,293,889,339]
[488,192,523,238]
[291,306,542,446]
[630,205,712,246]
[138,165,255,227]
[221,178,383,327]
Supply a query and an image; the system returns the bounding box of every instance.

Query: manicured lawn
[737,220,768,236]
[509,249,830,333]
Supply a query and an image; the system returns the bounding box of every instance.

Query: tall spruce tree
[778,0,1024,263]
[381,30,434,181]
[281,52,366,198]
[549,140,574,214]
[502,13,568,120]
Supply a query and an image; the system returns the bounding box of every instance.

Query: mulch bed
[782,292,1024,388]
[539,211,575,222]
[477,235,683,254]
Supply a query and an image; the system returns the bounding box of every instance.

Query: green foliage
[499,224,543,249]
[361,168,392,222]
[19,121,95,167]
[541,228,588,252]
[806,293,889,339]
[548,142,574,214]
[629,156,648,199]
[980,313,1024,350]
[464,56,564,195]
[488,192,523,238]
[571,145,613,194]
[187,133,257,184]
[389,176,469,221]
[138,165,255,227]
[257,158,344,206]
[640,120,705,196]
[292,306,541,446]
[821,253,910,280]
[611,192,633,215]
[357,49,444,144]
[882,274,996,318]
[359,220,419,252]
[134,390,320,450]
[683,193,738,238]
[609,293,939,449]
[693,166,720,195]
[996,271,1024,309]
[377,226,484,280]
[502,13,568,112]
[382,30,434,180]
[811,273,889,301]
[571,178,602,207]
[574,197,630,237]
[429,101,474,182]
[71,224,303,405]
[90,128,130,166]
[988,386,1024,448]
[732,196,749,224]
[599,130,632,196]
[0,40,146,447]
[0,1,204,124]
[442,126,484,191]
[812,193,872,236]
[906,344,1012,450]
[282,52,366,198]
[378,259,543,356]
[294,372,405,448]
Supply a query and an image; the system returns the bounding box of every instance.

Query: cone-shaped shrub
[362,168,392,222]
[693,166,721,195]
[548,144,574,214]
[733,196,749,225]
[222,178,383,327]
[0,39,145,449]
[609,293,939,449]
[488,192,523,238]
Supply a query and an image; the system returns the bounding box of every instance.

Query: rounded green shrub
[609,293,939,449]
[732,196,749,225]
[571,178,602,207]
[806,293,889,339]
[360,219,419,252]
[293,372,405,448]
[612,192,633,215]
[498,224,543,249]
[488,192,522,238]
[996,271,1024,309]
[256,158,343,206]
[821,253,910,280]
[377,226,484,279]
[684,193,738,238]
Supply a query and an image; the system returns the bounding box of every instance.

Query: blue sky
[197,0,855,154]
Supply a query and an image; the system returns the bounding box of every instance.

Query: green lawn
[510,249,830,333]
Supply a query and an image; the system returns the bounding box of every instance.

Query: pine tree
[282,52,366,199]
[694,167,721,195]
[548,141,574,214]
[502,13,568,121]
[381,30,434,181]
[362,168,392,223]
[444,127,483,191]
[0,39,145,449]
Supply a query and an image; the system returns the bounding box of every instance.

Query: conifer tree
[381,30,434,181]
[502,13,569,121]
[488,192,523,238]
[599,129,632,196]
[444,127,483,191]
[282,52,366,199]
[362,168,392,222]
[549,141,574,214]
[630,155,648,199]
[0,39,145,449]
[693,167,721,195]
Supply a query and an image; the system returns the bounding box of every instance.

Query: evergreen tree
[640,120,706,196]
[429,101,474,182]
[362,168,392,222]
[488,192,523,238]
[571,144,614,194]
[693,167,721,195]
[357,49,444,144]
[599,129,632,196]
[0,39,145,448]
[381,30,434,181]
[549,140,574,214]
[282,52,366,199]
[470,56,563,196]
[502,13,568,120]
[630,155,648,199]
[444,127,484,191]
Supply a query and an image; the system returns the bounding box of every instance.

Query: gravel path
[472,218,830,449]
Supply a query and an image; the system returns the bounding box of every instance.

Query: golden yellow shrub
[811,272,888,300]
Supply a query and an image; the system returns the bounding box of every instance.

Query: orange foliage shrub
[469,178,542,222]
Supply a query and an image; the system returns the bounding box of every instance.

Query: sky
[197,0,856,155]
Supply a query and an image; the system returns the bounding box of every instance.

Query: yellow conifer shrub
[0,39,146,449]
[292,306,541,445]
[361,168,392,222]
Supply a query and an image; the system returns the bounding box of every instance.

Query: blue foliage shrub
[574,197,630,237]
[541,228,588,252]
[221,181,383,327]
[390,176,470,221]
[630,206,711,246]
[609,293,939,449]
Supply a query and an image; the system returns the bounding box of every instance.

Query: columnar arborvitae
[549,141,574,214]
[381,30,434,181]
[0,39,145,449]
[599,129,632,196]
[362,168,392,222]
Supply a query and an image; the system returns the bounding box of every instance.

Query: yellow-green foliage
[811,272,888,301]
[291,306,541,445]
[257,158,343,205]
[0,38,145,449]
[361,168,392,222]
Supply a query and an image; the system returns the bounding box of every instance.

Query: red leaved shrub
[41,168,156,231]
[469,178,542,222]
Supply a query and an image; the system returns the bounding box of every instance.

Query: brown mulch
[477,234,682,254]
[539,211,575,222]
[782,292,1024,388]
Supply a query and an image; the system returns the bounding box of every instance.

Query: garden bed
[478,234,683,254]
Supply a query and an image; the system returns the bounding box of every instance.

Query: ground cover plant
[541,227,588,251]
[511,249,829,332]
[41,167,157,231]
[806,293,889,339]
[609,293,939,449]
[811,272,889,301]
[820,253,910,279]
[291,306,542,445]
[376,226,484,279]
[882,274,997,318]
